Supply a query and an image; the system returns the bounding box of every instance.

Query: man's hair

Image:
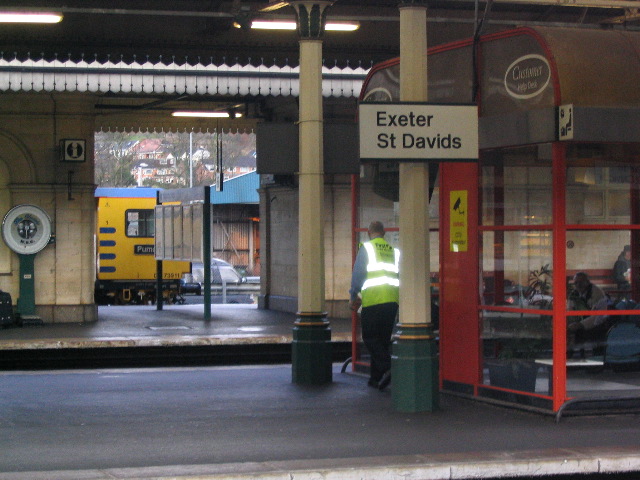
[574,271,590,282]
[368,221,385,236]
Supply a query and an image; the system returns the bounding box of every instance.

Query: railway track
[0,342,352,370]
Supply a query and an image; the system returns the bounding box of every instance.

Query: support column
[17,254,37,317]
[392,1,439,412]
[291,1,334,385]
[551,142,567,412]
[203,186,212,321]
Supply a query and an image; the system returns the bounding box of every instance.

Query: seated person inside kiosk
[567,272,611,354]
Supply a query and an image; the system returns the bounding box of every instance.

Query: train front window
[126,209,154,237]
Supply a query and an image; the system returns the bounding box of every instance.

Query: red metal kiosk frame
[354,26,640,413]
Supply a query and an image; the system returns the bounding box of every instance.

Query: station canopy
[1,0,639,130]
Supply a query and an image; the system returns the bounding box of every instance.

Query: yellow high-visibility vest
[361,237,400,307]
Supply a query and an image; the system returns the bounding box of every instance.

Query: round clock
[2,205,52,255]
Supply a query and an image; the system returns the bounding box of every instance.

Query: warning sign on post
[450,190,468,252]
[359,102,478,162]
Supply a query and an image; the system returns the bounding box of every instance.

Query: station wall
[0,92,97,323]
[259,175,354,319]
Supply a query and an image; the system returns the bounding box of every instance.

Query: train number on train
[152,272,183,279]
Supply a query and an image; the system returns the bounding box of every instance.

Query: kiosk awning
[361,26,640,149]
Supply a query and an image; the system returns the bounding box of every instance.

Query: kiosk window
[126,209,154,237]
[481,145,552,226]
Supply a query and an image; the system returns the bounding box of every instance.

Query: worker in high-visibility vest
[349,221,399,391]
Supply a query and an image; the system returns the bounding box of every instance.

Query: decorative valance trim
[0,57,367,98]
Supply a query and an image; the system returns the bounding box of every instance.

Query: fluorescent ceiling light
[0,12,63,23]
[326,22,360,31]
[241,20,359,31]
[172,111,242,118]
[249,20,296,30]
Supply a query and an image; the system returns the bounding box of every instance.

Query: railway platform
[0,303,352,351]
[1,364,640,480]
[1,305,640,480]
[0,304,353,369]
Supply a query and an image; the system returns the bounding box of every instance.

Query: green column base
[17,254,37,317]
[292,312,332,385]
[391,323,439,412]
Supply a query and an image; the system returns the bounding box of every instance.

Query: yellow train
[95,187,190,305]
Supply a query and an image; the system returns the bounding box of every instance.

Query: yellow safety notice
[450,190,468,252]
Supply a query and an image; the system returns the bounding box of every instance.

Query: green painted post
[392,1,437,413]
[291,313,332,384]
[203,186,211,321]
[391,323,439,412]
[290,1,334,386]
[17,254,36,317]
[156,260,163,311]
[155,191,163,311]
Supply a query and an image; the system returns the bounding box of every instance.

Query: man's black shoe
[367,378,378,388]
[378,371,391,391]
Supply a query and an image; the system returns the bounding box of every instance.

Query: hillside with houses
[95,131,256,188]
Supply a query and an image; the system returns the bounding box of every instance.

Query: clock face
[2,205,52,255]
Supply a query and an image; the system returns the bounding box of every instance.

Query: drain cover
[146,326,192,331]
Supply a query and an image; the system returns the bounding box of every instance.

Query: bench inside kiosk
[357,26,640,415]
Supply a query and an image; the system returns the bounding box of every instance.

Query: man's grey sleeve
[579,294,610,329]
[349,247,368,302]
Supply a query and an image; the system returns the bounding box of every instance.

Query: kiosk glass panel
[481,146,552,226]
[564,143,640,399]
[566,144,640,224]
[567,166,630,224]
[480,144,553,400]
[481,230,552,310]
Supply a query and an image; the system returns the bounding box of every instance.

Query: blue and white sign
[358,102,478,162]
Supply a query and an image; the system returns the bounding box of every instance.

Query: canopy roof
[2,0,638,69]
[361,26,640,147]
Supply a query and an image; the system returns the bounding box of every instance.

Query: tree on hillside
[95,131,137,187]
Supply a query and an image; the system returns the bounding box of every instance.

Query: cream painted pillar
[391,1,439,412]
[398,4,430,329]
[297,38,325,315]
[290,0,334,385]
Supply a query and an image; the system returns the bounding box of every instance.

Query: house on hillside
[131,138,171,162]
[130,138,183,186]
[203,151,257,182]
[225,152,257,180]
[131,159,184,186]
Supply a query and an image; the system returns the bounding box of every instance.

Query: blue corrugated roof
[95,187,160,198]
[95,172,259,205]
[210,172,259,205]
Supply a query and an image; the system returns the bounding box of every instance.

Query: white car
[190,259,246,285]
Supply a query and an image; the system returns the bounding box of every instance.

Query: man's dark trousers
[361,302,398,383]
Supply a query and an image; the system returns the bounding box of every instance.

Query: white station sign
[359,102,478,162]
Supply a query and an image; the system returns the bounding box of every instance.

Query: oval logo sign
[362,87,394,103]
[504,54,550,100]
